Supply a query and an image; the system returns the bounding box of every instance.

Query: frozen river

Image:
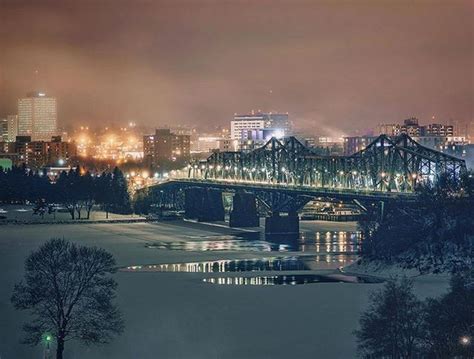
[0,220,448,358]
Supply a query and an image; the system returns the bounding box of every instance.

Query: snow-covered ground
[0,204,144,222]
[0,220,450,358]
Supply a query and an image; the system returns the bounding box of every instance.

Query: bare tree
[354,277,425,359]
[11,239,124,359]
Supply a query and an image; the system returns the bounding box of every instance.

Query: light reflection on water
[146,240,290,252]
[300,231,361,253]
[145,230,362,254]
[203,274,383,286]
[120,255,355,273]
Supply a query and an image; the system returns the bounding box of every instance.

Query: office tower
[143,129,190,168]
[231,115,265,140]
[0,118,7,142]
[343,136,378,155]
[18,91,57,141]
[401,117,422,137]
[231,112,291,140]
[378,123,402,136]
[376,118,455,139]
[7,115,18,142]
[424,123,454,137]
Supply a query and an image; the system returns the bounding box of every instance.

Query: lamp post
[44,334,52,359]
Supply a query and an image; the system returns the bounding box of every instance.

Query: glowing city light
[273,129,285,139]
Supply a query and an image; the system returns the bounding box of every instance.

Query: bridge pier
[184,188,225,222]
[265,211,299,237]
[229,191,259,227]
[184,188,202,219]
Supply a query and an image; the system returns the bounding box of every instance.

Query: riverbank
[342,258,451,300]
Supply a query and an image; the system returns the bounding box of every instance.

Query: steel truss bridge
[147,134,466,233]
[188,134,466,193]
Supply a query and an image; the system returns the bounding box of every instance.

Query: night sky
[0,0,472,135]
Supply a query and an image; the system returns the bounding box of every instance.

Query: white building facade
[230,117,265,140]
[230,112,291,141]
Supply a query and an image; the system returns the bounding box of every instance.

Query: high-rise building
[231,112,291,140]
[378,123,402,136]
[264,113,291,133]
[193,136,222,153]
[0,118,7,142]
[218,138,239,152]
[424,123,454,137]
[343,136,378,155]
[401,117,421,137]
[376,118,455,139]
[0,135,76,169]
[143,129,190,169]
[231,116,265,141]
[7,115,18,142]
[18,91,57,141]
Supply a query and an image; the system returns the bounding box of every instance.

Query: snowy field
[0,204,142,222]
[0,220,450,359]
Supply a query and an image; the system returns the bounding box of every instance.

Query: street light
[460,336,471,346]
[43,333,53,359]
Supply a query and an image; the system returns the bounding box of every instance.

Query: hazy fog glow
[0,0,472,133]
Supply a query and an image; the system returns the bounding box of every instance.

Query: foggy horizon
[1,0,472,135]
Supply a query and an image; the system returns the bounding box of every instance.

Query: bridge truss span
[188,134,467,192]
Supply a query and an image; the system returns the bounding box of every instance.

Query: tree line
[355,274,473,358]
[0,165,131,219]
[358,172,474,274]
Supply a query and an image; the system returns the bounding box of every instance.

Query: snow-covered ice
[0,220,450,358]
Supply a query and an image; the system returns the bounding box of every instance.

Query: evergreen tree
[55,168,82,219]
[359,171,474,273]
[95,172,113,218]
[82,171,96,219]
[423,273,474,358]
[110,167,131,214]
[133,188,152,215]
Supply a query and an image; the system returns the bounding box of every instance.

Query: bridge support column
[229,191,259,227]
[184,188,225,222]
[265,211,299,236]
[379,201,385,222]
[184,188,202,219]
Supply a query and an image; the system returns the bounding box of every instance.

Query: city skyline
[0,3,473,358]
[0,0,472,135]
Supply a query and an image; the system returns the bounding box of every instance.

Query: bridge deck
[152,178,418,202]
